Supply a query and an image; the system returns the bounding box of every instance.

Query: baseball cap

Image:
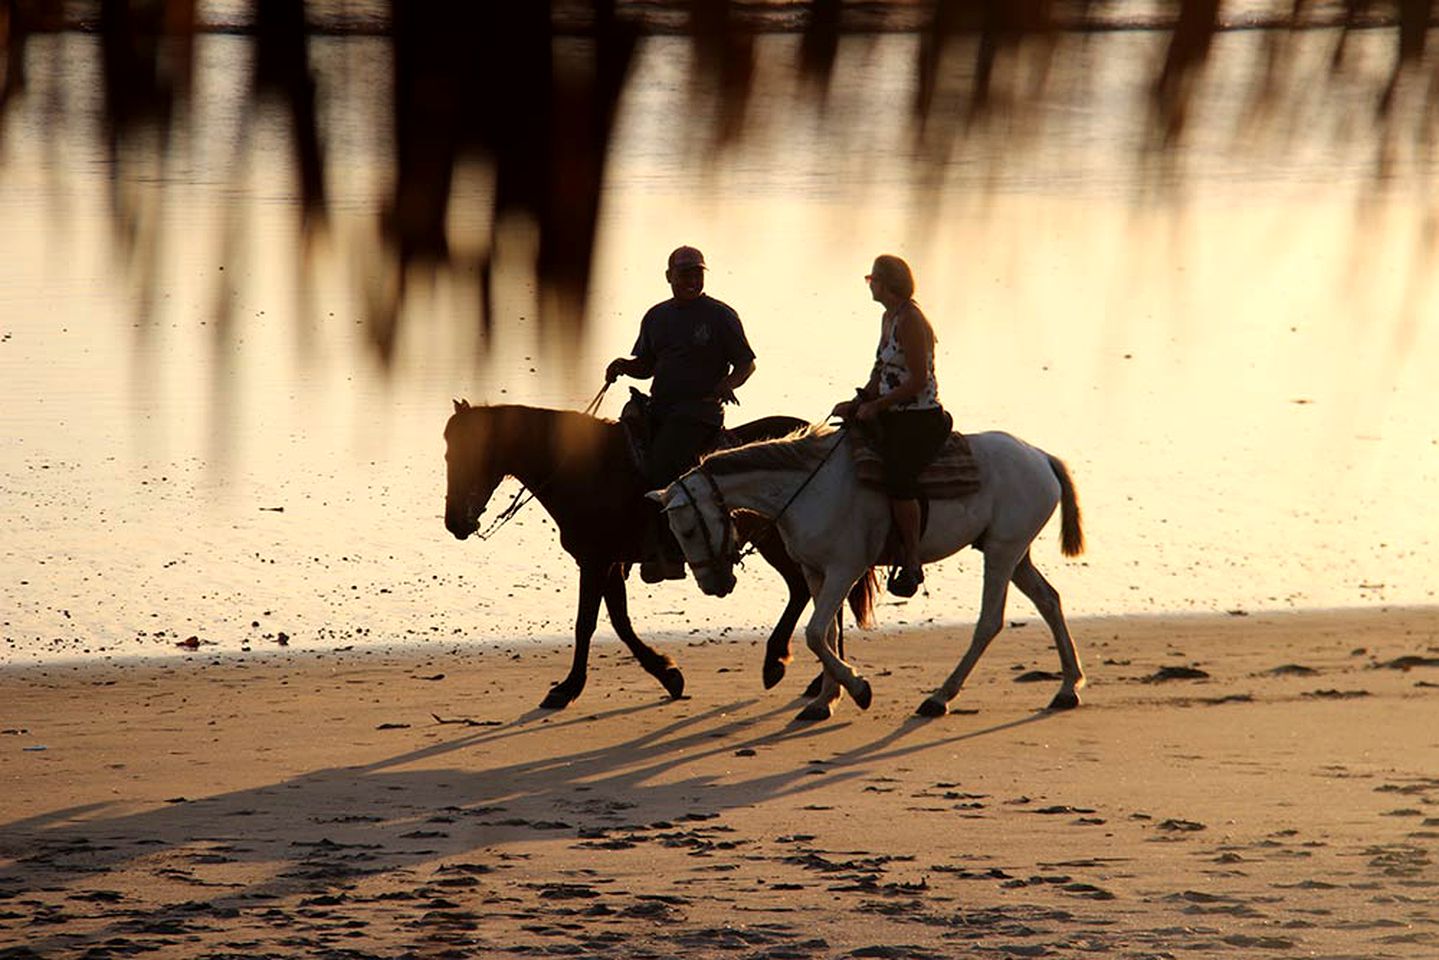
[668,245,707,270]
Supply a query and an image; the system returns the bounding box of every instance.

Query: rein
[682,421,849,568]
[734,422,848,563]
[473,382,610,541]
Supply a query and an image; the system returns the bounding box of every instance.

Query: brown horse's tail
[1048,454,1085,557]
[847,568,880,629]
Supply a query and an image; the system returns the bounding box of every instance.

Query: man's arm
[606,313,658,383]
[711,307,756,403]
[606,355,655,383]
[711,358,755,402]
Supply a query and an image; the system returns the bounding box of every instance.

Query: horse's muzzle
[445,514,478,540]
[697,569,737,598]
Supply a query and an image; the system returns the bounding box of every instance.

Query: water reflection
[1,4,1437,658]
[4,2,1439,365]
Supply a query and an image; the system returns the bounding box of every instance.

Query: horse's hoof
[762,660,786,690]
[1047,691,1080,711]
[795,702,833,722]
[802,672,825,699]
[916,698,947,718]
[540,688,574,710]
[852,679,873,711]
[659,667,686,700]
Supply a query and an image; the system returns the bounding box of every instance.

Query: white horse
[650,424,1086,721]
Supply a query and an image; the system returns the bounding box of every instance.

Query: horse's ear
[453,398,470,413]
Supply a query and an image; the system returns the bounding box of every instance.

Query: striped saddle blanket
[850,428,982,500]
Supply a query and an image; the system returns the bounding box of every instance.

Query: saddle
[846,418,983,568]
[848,420,982,500]
[619,387,745,475]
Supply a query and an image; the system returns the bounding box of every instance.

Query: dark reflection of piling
[3,1,1439,373]
[917,0,1059,128]
[799,0,841,94]
[382,1,636,365]
[1152,0,1220,144]
[254,0,325,224]
[95,0,194,404]
[688,0,754,147]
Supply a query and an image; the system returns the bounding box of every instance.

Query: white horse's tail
[1048,454,1085,557]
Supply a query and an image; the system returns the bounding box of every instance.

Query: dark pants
[643,413,720,564]
[877,408,951,499]
[643,414,721,490]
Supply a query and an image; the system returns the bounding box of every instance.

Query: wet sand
[2,607,1438,958]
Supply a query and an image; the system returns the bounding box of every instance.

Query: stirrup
[887,565,924,598]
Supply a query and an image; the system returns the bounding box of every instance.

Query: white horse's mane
[701,422,840,476]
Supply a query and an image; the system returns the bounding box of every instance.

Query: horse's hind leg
[542,560,606,709]
[1011,553,1085,710]
[918,549,1020,717]
[602,563,684,700]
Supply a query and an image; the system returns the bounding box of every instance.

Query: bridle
[457,382,612,542]
[673,467,737,574]
[670,422,849,574]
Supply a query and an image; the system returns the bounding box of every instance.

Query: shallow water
[1,27,1436,664]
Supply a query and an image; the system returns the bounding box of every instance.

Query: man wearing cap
[606,245,757,580]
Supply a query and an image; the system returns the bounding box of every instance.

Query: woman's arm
[858,306,931,417]
[860,361,881,400]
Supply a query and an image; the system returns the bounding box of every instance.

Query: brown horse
[443,401,870,708]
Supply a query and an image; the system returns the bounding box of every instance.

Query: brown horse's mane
[700,422,837,477]
[447,402,617,441]
[446,401,624,471]
[449,401,615,428]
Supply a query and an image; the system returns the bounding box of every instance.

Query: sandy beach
[2,607,1437,958]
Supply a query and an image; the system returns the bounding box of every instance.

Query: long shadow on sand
[0,696,1063,955]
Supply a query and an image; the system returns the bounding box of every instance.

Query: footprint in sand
[1265,664,1318,677]
[1144,666,1210,682]
[1156,818,1206,833]
[1375,655,1439,671]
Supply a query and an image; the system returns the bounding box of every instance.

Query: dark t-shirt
[632,294,755,426]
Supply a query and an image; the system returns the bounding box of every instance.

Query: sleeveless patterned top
[872,304,940,411]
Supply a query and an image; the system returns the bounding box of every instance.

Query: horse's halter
[673,468,737,573]
[445,454,498,537]
[451,384,614,542]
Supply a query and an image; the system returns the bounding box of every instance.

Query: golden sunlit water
[2,28,1436,664]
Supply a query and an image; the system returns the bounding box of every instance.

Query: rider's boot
[886,496,924,597]
[640,514,687,583]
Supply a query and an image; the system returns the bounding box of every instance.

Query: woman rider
[831,254,950,597]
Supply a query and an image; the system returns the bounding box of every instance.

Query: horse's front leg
[796,567,871,721]
[745,519,809,690]
[918,549,1021,717]
[802,611,843,700]
[602,563,685,700]
[541,560,606,709]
